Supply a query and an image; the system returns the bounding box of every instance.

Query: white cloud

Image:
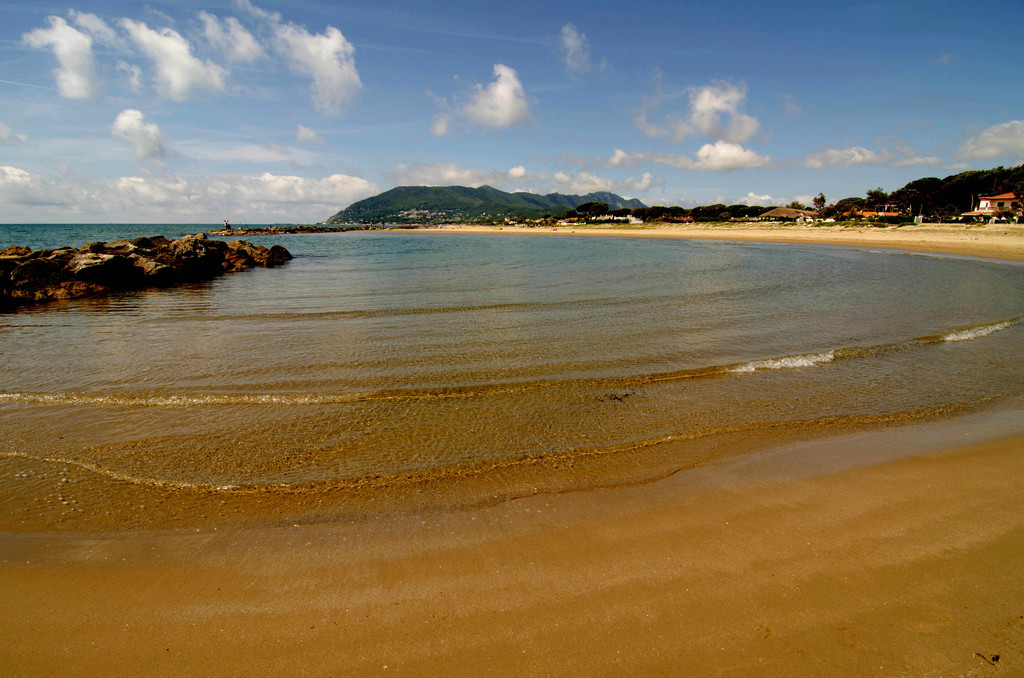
[686,82,760,143]
[0,165,378,222]
[393,162,499,187]
[429,115,450,138]
[551,170,660,196]
[257,10,361,116]
[295,124,327,146]
[117,60,143,90]
[632,98,667,139]
[235,0,280,25]
[803,143,942,169]
[432,64,532,136]
[634,80,760,144]
[560,24,591,76]
[957,120,1024,161]
[21,16,99,99]
[199,12,262,63]
[0,122,28,144]
[606,142,772,172]
[222,172,376,209]
[192,143,295,163]
[803,146,887,169]
[0,166,33,187]
[692,141,771,171]
[111,109,167,159]
[737,192,780,207]
[69,10,121,48]
[607,148,636,169]
[890,153,942,167]
[464,64,532,128]
[120,19,228,100]
[507,165,527,179]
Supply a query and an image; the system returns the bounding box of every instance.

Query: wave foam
[941,318,1017,343]
[728,351,836,373]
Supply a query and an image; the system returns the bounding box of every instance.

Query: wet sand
[2,418,1023,676]
[3,225,1024,676]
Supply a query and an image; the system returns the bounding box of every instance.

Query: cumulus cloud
[295,124,326,145]
[111,109,167,159]
[551,170,660,195]
[0,122,28,144]
[686,82,760,143]
[606,148,636,169]
[21,16,99,99]
[432,64,532,136]
[560,24,591,76]
[218,172,376,210]
[464,64,532,128]
[0,165,378,222]
[803,143,941,169]
[199,12,262,63]
[691,141,771,171]
[120,18,227,100]
[275,23,360,116]
[803,146,887,169]
[606,142,772,172]
[737,192,780,207]
[957,120,1024,161]
[635,80,760,144]
[238,0,361,116]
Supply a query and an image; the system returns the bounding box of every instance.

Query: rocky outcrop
[1,233,292,311]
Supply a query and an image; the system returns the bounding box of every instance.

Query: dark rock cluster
[1,233,292,311]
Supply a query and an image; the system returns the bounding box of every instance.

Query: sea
[2,223,1024,532]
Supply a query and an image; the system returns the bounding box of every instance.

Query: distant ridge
[324,185,646,224]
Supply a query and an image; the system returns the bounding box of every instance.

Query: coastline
[3,223,1024,675]
[422,221,1024,262]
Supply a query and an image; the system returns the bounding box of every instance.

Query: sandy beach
[425,220,1024,262]
[3,223,1024,677]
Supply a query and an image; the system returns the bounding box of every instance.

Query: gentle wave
[2,316,1017,408]
[940,318,1018,343]
[727,351,836,373]
[0,401,975,497]
[0,388,492,407]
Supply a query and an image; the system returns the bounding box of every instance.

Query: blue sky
[1,0,1022,222]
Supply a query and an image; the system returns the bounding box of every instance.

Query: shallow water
[2,228,1023,531]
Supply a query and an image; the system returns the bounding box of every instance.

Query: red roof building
[962,192,1020,216]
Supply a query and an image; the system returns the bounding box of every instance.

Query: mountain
[324,185,646,224]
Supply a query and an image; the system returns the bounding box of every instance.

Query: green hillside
[325,185,645,224]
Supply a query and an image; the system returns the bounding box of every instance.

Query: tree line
[558,164,1024,224]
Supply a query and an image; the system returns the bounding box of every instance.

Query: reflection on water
[2,232,1023,532]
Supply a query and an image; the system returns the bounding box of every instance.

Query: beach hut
[756,207,819,222]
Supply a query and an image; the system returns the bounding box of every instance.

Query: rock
[68,253,143,289]
[0,233,292,311]
[130,255,177,286]
[11,258,64,288]
[266,245,293,267]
